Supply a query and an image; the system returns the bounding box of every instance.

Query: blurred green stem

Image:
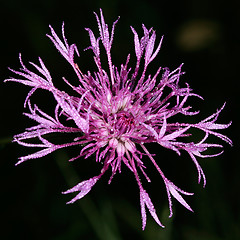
[55,151,122,240]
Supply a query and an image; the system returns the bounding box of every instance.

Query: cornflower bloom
[6,9,232,229]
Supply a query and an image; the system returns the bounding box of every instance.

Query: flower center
[114,110,135,135]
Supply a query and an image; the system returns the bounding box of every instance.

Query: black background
[0,0,239,239]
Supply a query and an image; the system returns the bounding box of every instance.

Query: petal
[62,176,100,204]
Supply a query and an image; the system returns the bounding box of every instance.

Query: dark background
[0,0,239,239]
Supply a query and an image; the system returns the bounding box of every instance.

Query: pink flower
[5,9,232,230]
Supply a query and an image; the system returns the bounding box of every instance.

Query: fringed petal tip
[61,190,81,204]
[62,189,78,204]
[140,187,165,230]
[15,159,24,166]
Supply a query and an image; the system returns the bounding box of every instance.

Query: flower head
[6,9,232,229]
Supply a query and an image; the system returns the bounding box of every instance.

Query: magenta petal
[140,188,165,230]
[62,176,100,204]
[165,180,194,217]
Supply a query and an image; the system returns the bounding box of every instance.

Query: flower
[5,9,232,230]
